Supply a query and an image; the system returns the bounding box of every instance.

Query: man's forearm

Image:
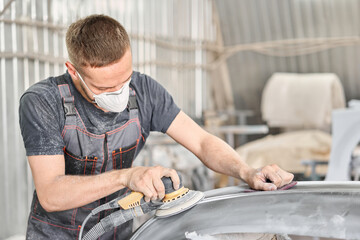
[198,133,295,190]
[166,111,294,191]
[198,133,252,181]
[40,169,127,212]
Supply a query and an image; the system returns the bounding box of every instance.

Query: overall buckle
[63,100,76,116]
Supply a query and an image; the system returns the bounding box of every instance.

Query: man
[19,14,293,239]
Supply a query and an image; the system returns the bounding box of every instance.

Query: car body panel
[131,182,360,240]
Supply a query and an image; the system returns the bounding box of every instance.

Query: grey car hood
[131,181,360,240]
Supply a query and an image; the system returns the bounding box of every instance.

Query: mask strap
[76,71,96,96]
[76,71,98,104]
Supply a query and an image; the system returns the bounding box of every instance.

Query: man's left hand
[244,164,294,191]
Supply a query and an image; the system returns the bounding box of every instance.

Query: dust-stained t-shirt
[19,71,180,157]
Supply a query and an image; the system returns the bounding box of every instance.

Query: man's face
[66,48,133,103]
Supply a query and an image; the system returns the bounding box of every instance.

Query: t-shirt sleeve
[19,92,65,156]
[146,76,180,133]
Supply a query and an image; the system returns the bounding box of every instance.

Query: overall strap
[57,77,77,125]
[127,87,138,119]
[57,79,138,124]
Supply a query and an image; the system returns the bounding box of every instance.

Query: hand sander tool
[79,173,204,240]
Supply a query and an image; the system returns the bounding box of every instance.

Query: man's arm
[166,111,294,190]
[29,155,179,212]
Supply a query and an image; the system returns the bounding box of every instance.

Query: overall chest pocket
[64,147,98,175]
[112,139,139,170]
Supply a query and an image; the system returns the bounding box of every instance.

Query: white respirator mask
[77,71,131,113]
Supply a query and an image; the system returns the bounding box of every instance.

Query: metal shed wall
[214,0,360,119]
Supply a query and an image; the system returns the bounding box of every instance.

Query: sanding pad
[155,190,204,218]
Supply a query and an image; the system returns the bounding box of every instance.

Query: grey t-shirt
[19,71,180,157]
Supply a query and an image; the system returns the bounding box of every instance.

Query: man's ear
[65,61,78,79]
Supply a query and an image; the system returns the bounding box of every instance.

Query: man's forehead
[82,63,132,84]
[81,48,132,79]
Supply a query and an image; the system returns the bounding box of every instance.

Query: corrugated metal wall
[215,0,360,120]
[0,0,215,237]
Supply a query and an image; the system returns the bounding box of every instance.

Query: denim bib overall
[26,77,143,240]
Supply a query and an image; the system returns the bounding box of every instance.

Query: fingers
[261,166,284,188]
[162,168,180,190]
[125,166,180,202]
[261,164,294,188]
[128,170,158,202]
[251,169,276,191]
[249,165,295,191]
[275,167,295,185]
[253,180,277,191]
[142,185,157,202]
[152,177,165,200]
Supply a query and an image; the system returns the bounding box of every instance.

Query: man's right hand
[123,166,180,202]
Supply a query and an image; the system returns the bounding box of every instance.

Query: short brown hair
[66,14,130,70]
